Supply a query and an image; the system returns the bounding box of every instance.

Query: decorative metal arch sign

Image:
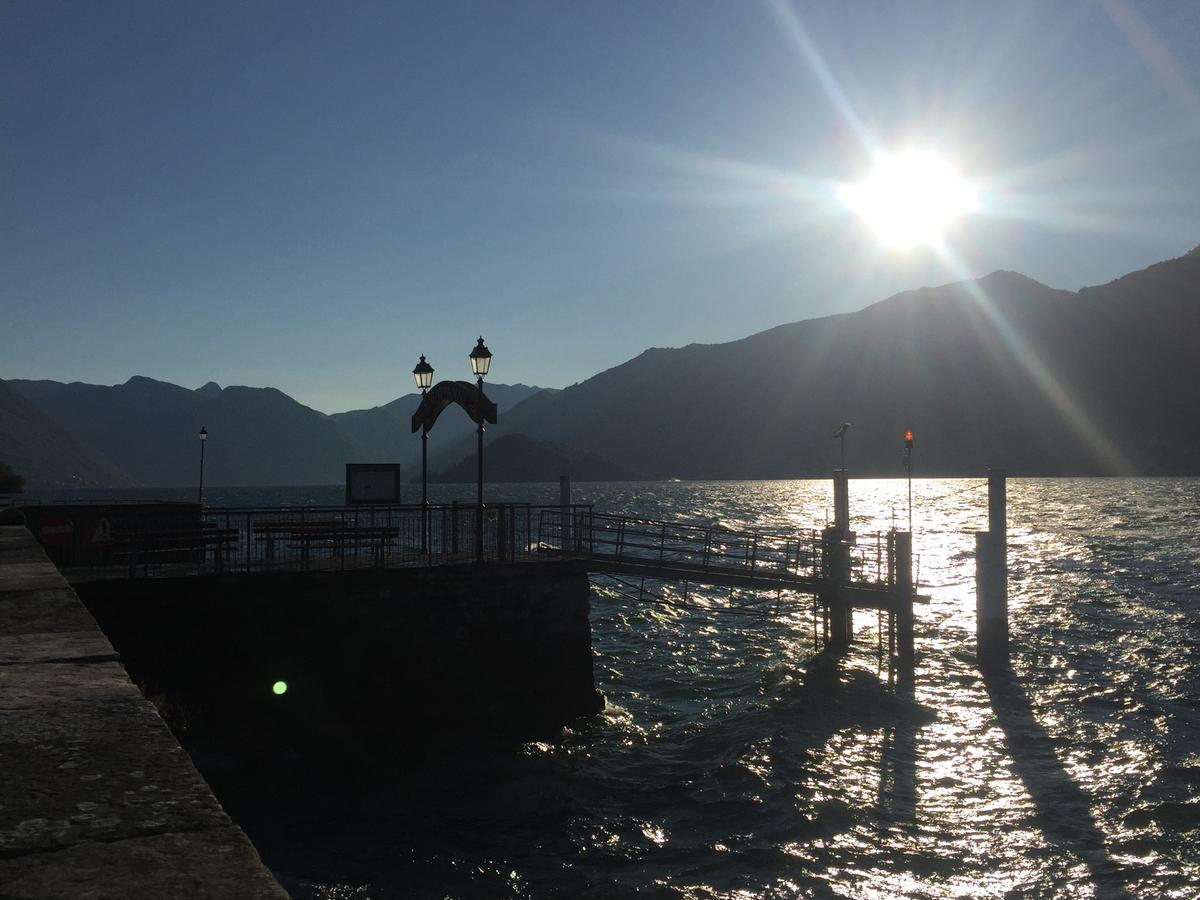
[411,380,498,433]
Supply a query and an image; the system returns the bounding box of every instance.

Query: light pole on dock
[833,422,850,470]
[469,337,493,562]
[197,426,208,506]
[413,355,435,551]
[904,430,913,533]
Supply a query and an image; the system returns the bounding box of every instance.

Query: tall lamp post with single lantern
[197,426,208,506]
[413,355,435,551]
[469,337,493,562]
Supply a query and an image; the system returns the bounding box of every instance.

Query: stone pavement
[0,525,287,899]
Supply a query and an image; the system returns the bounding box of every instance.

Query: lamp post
[833,422,850,470]
[413,355,434,552]
[197,426,208,506]
[904,429,914,533]
[469,336,493,562]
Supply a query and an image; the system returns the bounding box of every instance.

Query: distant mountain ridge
[481,248,1200,477]
[331,383,552,473]
[432,433,644,483]
[1,377,549,487]
[0,380,132,488]
[3,246,1198,485]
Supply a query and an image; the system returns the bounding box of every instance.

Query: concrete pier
[76,560,602,748]
[0,525,286,898]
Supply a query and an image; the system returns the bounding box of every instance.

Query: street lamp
[469,337,492,561]
[413,355,434,552]
[198,426,208,506]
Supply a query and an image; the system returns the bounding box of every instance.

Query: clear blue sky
[4,1,1199,413]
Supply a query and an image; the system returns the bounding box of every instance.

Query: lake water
[38,478,1200,898]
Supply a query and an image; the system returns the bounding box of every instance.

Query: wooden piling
[976,468,1009,672]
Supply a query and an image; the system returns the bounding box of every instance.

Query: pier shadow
[983,670,1133,899]
[796,648,922,829]
[877,669,918,827]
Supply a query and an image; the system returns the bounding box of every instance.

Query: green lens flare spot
[272,680,288,696]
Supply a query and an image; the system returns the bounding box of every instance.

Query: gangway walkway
[562,510,923,615]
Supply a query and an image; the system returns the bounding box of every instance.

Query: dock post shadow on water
[973,468,1133,898]
[983,670,1135,899]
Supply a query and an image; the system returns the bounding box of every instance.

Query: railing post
[560,475,571,552]
[749,535,757,573]
[300,507,308,570]
[703,528,712,570]
[451,500,459,556]
[659,523,666,564]
[497,504,507,562]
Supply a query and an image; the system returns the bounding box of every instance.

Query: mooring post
[894,530,914,663]
[976,468,1009,672]
[827,468,854,646]
[560,474,572,552]
[833,468,850,534]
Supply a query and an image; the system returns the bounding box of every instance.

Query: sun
[840,149,978,249]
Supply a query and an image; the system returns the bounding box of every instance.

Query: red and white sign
[38,517,74,545]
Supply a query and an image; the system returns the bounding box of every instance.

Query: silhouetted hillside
[332,383,551,472]
[6,377,358,486]
[6,247,1198,483]
[0,380,133,487]
[486,248,1200,477]
[432,433,644,483]
[3,378,554,487]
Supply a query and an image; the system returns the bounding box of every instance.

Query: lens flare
[841,150,978,248]
[272,680,288,695]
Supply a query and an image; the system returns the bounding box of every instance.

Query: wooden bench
[252,521,400,568]
[113,525,239,576]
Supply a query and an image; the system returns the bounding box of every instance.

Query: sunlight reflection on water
[556,477,1200,899]
[119,477,1198,898]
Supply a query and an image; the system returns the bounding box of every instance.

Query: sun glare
[840,149,978,249]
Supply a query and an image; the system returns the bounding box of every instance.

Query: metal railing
[540,510,895,587]
[38,500,897,587]
[54,503,594,578]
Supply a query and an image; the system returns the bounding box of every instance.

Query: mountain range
[1,377,546,487]
[3,246,1198,487]
[474,247,1200,478]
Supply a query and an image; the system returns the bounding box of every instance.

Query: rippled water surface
[60,479,1200,898]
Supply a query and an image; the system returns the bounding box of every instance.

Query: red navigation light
[904,430,914,449]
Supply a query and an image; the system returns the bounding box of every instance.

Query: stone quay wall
[0,524,286,898]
